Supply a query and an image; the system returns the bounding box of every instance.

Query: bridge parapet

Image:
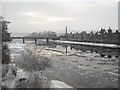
[11,37,50,44]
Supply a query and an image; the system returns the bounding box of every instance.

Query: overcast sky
[2,0,119,36]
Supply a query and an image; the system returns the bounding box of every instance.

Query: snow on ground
[3,42,74,88]
[3,40,118,88]
[9,43,25,49]
[52,40,120,48]
[2,42,26,88]
[26,44,64,58]
[28,44,118,73]
[51,80,73,88]
[26,43,118,88]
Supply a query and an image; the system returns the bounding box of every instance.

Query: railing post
[46,38,49,44]
[35,38,37,44]
[65,45,67,54]
[10,37,12,42]
[23,38,25,44]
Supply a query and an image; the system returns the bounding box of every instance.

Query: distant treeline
[27,31,57,39]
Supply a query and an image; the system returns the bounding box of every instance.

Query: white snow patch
[51,80,73,88]
[53,40,120,48]
[11,54,21,58]
[68,67,72,69]
[9,43,25,49]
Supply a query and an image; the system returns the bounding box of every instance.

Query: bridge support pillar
[23,38,25,44]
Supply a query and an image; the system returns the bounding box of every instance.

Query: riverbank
[2,42,74,88]
[2,41,118,88]
[26,43,119,88]
[50,40,120,48]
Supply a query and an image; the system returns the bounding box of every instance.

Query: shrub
[15,72,50,88]
[15,49,52,72]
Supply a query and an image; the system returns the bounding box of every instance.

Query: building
[60,27,120,44]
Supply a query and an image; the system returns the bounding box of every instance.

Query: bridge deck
[11,37,49,39]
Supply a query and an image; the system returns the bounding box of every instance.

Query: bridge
[11,37,50,44]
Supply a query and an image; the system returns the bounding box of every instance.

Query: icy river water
[3,39,119,88]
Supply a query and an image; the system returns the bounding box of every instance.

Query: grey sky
[2,0,118,36]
